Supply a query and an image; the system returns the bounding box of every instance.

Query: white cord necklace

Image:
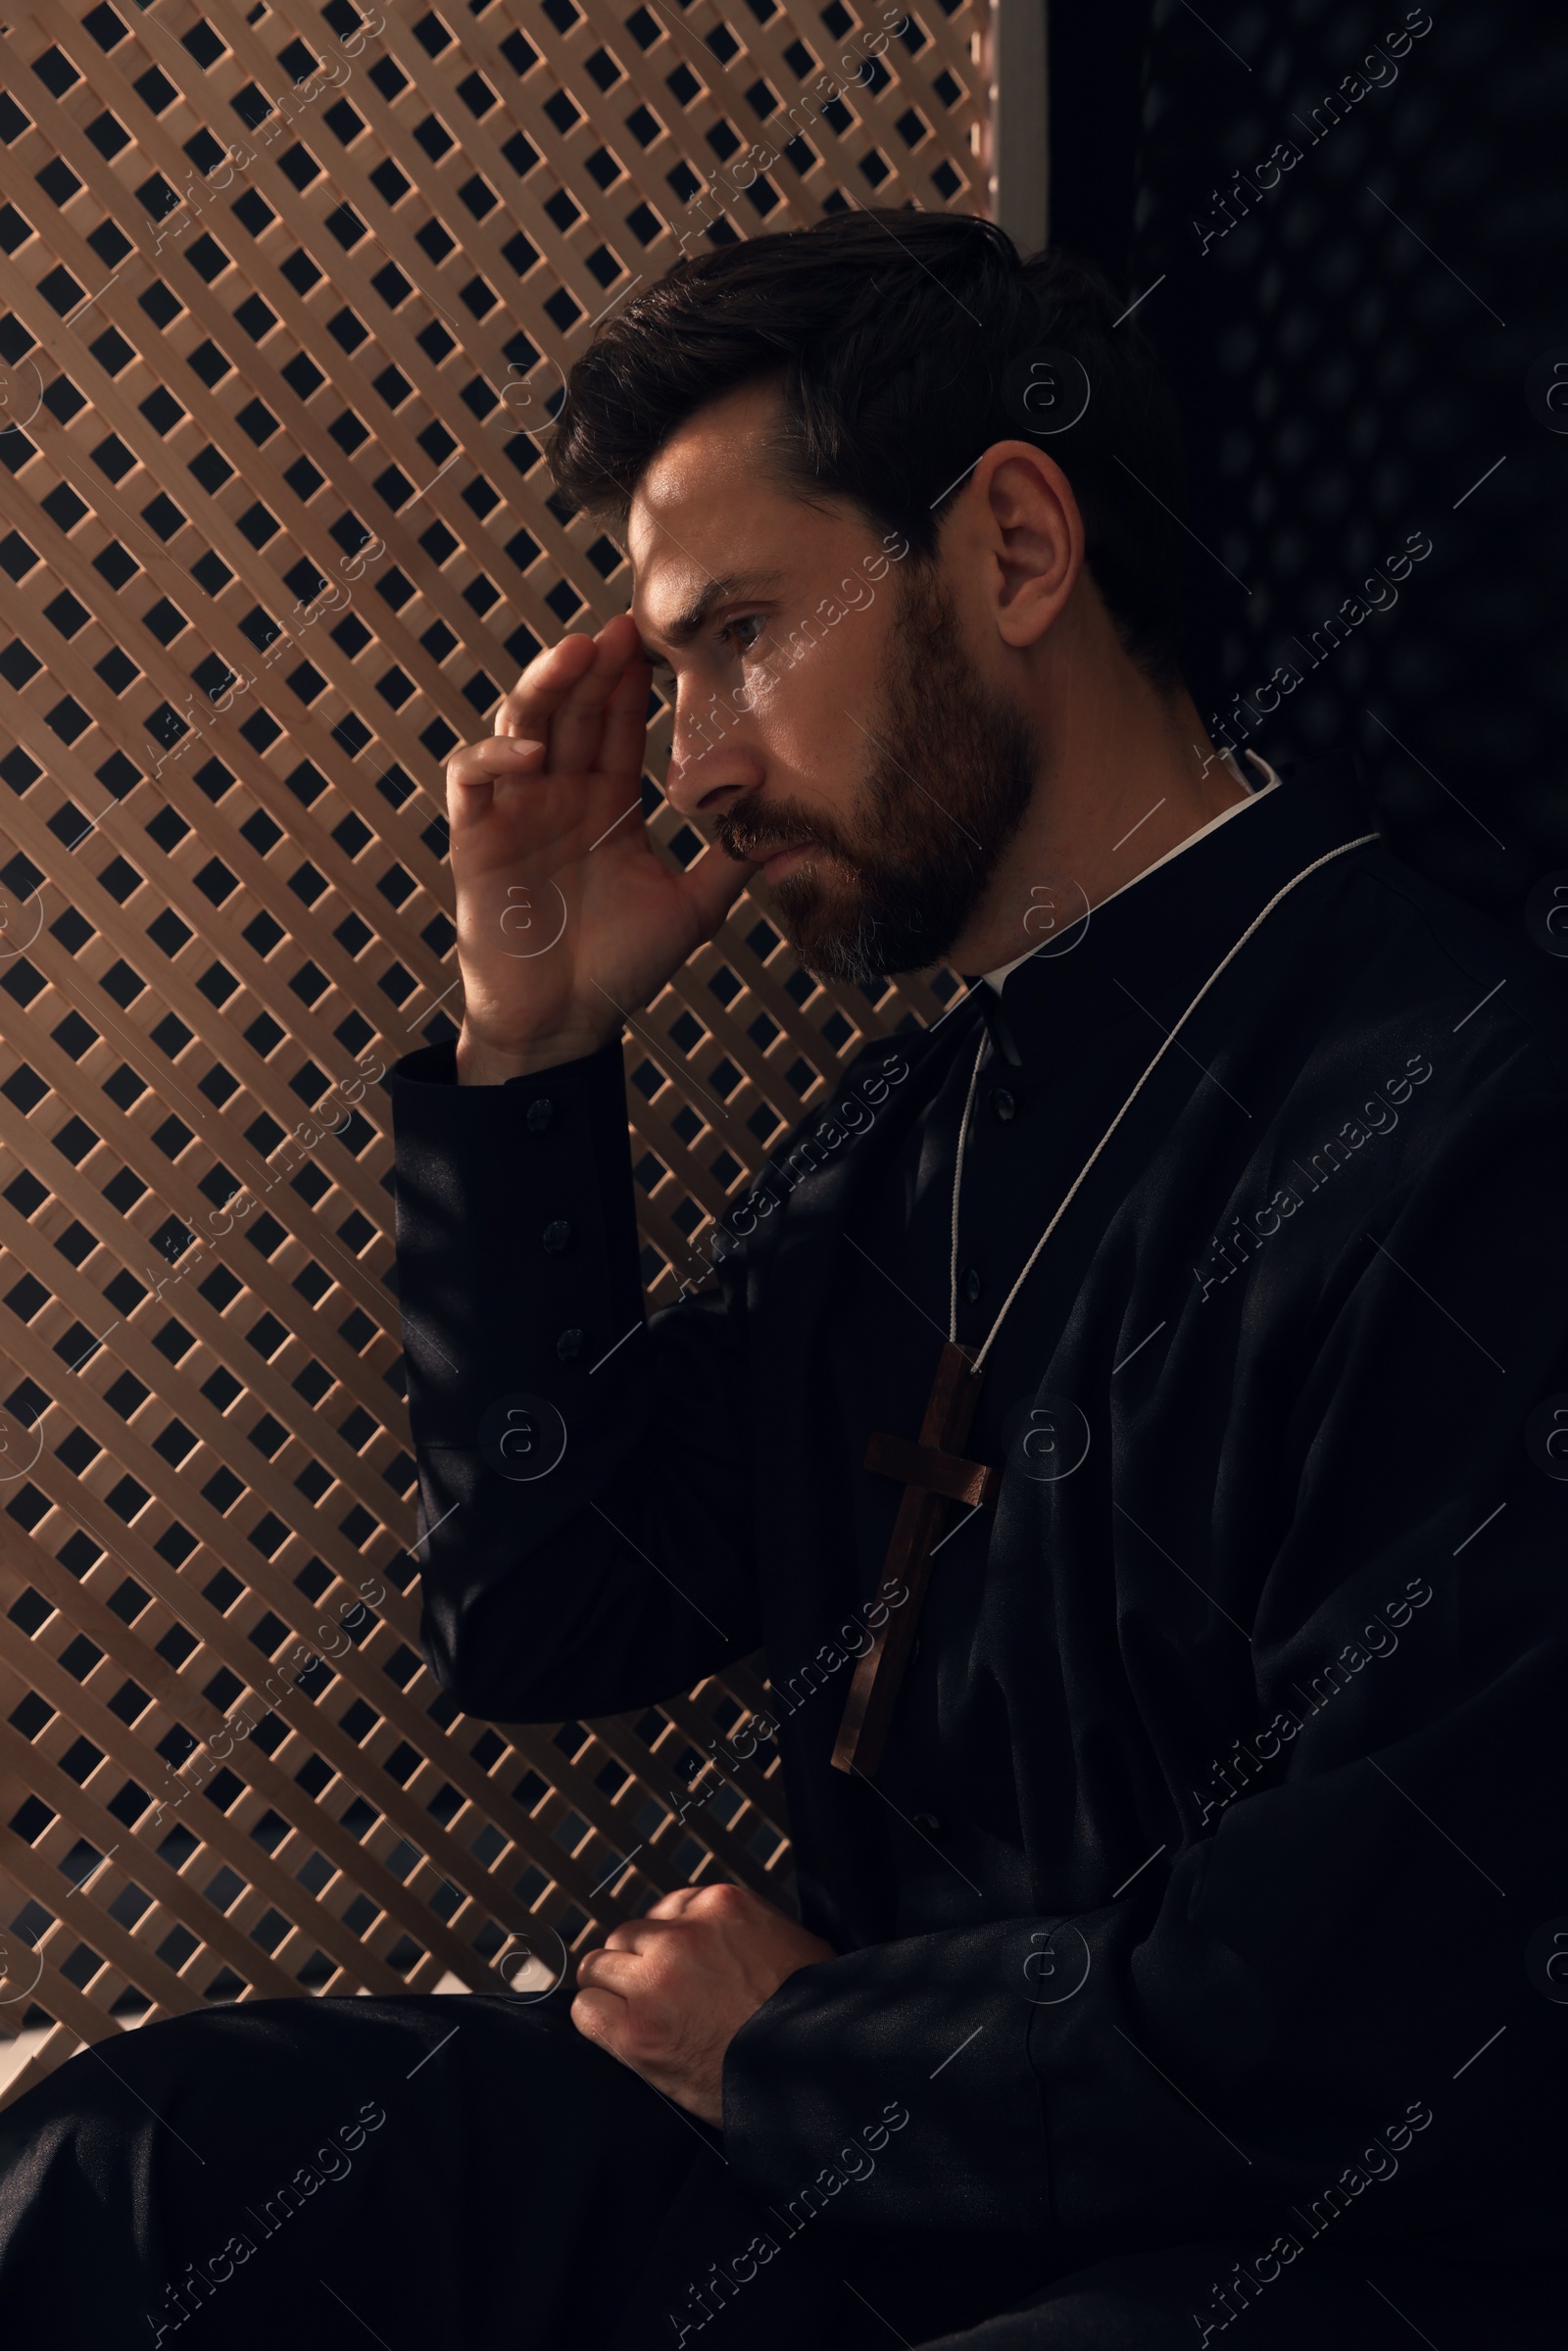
[946,834,1378,1373]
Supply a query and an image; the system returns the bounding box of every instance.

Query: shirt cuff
[385,1034,644,1445]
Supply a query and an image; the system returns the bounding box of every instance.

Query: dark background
[1049,0,1568,928]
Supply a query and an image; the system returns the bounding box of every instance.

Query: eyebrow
[636,571,783,668]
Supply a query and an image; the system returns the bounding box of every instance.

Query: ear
[967,440,1085,650]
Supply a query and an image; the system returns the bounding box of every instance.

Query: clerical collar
[963,747,1376,1077]
[980,748,1281,994]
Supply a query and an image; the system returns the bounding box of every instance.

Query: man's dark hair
[549,210,1189,694]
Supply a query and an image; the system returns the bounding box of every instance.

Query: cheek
[753,619,891,801]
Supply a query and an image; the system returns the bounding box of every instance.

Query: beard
[713,563,1040,982]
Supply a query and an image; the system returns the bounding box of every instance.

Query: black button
[556,1328,584,1362]
[911,1812,946,1840]
[990,1087,1016,1122]
[542,1219,573,1254]
[962,1265,983,1304]
[525,1097,557,1134]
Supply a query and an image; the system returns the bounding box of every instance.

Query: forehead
[624,386,870,644]
[629,379,782,520]
[627,387,788,573]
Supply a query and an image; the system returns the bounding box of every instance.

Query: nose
[665,759,754,820]
[665,700,760,819]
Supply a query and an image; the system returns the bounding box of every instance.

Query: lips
[759,842,813,882]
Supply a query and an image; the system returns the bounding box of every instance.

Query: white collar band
[980,748,1282,994]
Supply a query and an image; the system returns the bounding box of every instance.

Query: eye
[718,612,767,656]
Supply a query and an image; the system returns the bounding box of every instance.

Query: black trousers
[0,1990,1557,2349]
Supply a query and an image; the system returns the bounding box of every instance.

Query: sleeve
[385,1037,764,1721]
[721,1056,1568,2268]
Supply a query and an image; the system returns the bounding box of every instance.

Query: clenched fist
[571,1880,835,2127]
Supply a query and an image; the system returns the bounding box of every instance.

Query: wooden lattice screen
[0,0,983,2102]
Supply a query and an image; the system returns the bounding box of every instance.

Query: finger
[492,631,599,741]
[595,642,654,788]
[447,736,547,797]
[569,1986,629,2055]
[545,614,645,777]
[445,737,547,832]
[493,629,597,720]
[575,1947,649,1992]
[571,1982,681,2077]
[671,836,758,947]
[643,1886,706,1922]
[599,1912,687,1954]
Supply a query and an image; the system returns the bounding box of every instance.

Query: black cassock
[2,755,1566,2351]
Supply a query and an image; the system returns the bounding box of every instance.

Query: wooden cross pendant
[831,1340,1001,1779]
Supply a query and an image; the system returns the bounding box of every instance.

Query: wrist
[455,1025,585,1086]
[454,1011,624,1084]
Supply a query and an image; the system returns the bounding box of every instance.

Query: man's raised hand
[448,612,753,1084]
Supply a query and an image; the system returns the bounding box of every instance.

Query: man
[2,213,1565,2349]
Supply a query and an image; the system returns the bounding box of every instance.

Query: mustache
[714,799,850,868]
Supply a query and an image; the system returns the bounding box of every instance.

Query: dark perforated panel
[1129,0,1567,918]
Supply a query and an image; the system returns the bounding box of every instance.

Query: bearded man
[2,212,1565,2351]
